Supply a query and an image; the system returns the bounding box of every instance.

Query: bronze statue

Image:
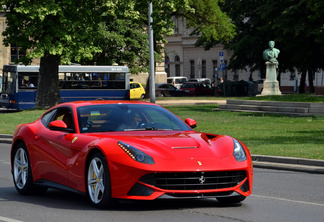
[263,41,280,69]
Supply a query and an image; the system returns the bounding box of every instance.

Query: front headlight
[118,141,154,164]
[233,139,247,162]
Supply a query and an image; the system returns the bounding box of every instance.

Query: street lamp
[148,1,155,103]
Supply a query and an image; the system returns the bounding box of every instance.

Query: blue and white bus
[0,65,130,110]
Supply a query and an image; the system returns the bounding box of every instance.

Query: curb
[252,155,324,174]
[1,134,323,174]
[0,134,12,144]
[156,100,226,106]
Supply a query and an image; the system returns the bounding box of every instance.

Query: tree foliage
[2,0,105,107]
[2,0,236,107]
[219,0,324,93]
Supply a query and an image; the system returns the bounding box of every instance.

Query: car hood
[90,131,235,159]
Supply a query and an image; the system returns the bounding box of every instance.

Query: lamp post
[148,1,155,103]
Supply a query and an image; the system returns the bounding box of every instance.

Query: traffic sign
[220,63,226,71]
[219,52,223,56]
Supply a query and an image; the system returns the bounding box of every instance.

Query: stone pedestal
[261,62,282,95]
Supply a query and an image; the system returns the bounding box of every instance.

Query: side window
[53,108,74,129]
[41,109,57,126]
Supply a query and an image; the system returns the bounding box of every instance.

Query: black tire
[12,143,36,195]
[158,92,164,97]
[216,195,246,204]
[140,94,145,99]
[86,152,114,208]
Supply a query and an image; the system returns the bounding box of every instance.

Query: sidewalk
[1,134,323,174]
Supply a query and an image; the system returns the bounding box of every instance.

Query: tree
[218,0,324,93]
[2,0,236,107]
[79,1,151,74]
[2,0,104,108]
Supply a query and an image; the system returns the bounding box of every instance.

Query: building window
[202,60,206,78]
[11,44,25,63]
[165,56,170,77]
[224,60,228,80]
[174,55,180,76]
[233,70,238,81]
[190,60,195,78]
[212,60,218,79]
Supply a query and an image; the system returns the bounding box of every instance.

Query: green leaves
[3,0,237,71]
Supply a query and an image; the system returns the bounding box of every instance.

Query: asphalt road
[1,143,323,222]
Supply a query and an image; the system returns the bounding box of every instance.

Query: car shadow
[0,186,243,211]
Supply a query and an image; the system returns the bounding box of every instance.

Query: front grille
[139,171,246,190]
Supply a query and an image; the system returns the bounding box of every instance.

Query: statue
[261,41,282,96]
[263,41,280,69]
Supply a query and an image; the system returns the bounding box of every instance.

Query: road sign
[220,63,226,71]
[219,52,224,62]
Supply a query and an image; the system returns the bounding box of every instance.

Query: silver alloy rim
[14,148,29,189]
[87,157,105,204]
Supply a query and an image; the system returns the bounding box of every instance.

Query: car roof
[183,82,207,84]
[53,100,156,109]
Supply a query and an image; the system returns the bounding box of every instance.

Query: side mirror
[185,118,197,129]
[49,120,73,132]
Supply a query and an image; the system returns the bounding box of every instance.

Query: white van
[188,78,211,84]
[167,76,188,89]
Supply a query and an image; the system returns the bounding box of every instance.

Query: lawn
[0,94,323,160]
[166,104,324,160]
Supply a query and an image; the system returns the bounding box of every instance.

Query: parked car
[188,78,211,84]
[167,76,188,89]
[155,83,186,97]
[181,82,219,96]
[10,100,253,208]
[130,82,145,99]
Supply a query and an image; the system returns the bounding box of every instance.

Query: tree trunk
[299,70,306,93]
[308,68,315,93]
[36,54,61,108]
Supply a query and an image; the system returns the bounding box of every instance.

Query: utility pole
[148,2,155,103]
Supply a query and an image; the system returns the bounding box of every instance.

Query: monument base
[261,61,282,96]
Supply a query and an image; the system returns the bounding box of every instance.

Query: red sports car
[11,100,253,208]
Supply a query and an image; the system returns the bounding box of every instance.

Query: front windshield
[77,104,192,133]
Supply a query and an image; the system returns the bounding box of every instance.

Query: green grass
[0,109,45,135]
[153,93,324,102]
[1,94,323,160]
[166,105,324,160]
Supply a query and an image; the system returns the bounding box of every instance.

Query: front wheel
[12,143,35,195]
[87,152,113,208]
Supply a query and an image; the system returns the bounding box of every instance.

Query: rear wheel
[12,143,36,195]
[87,152,113,208]
[216,195,246,204]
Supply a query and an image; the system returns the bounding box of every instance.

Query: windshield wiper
[124,127,171,131]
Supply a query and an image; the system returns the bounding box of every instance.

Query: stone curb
[0,134,13,144]
[252,155,324,174]
[1,134,323,174]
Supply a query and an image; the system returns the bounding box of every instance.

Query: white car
[188,78,211,84]
[167,76,188,89]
